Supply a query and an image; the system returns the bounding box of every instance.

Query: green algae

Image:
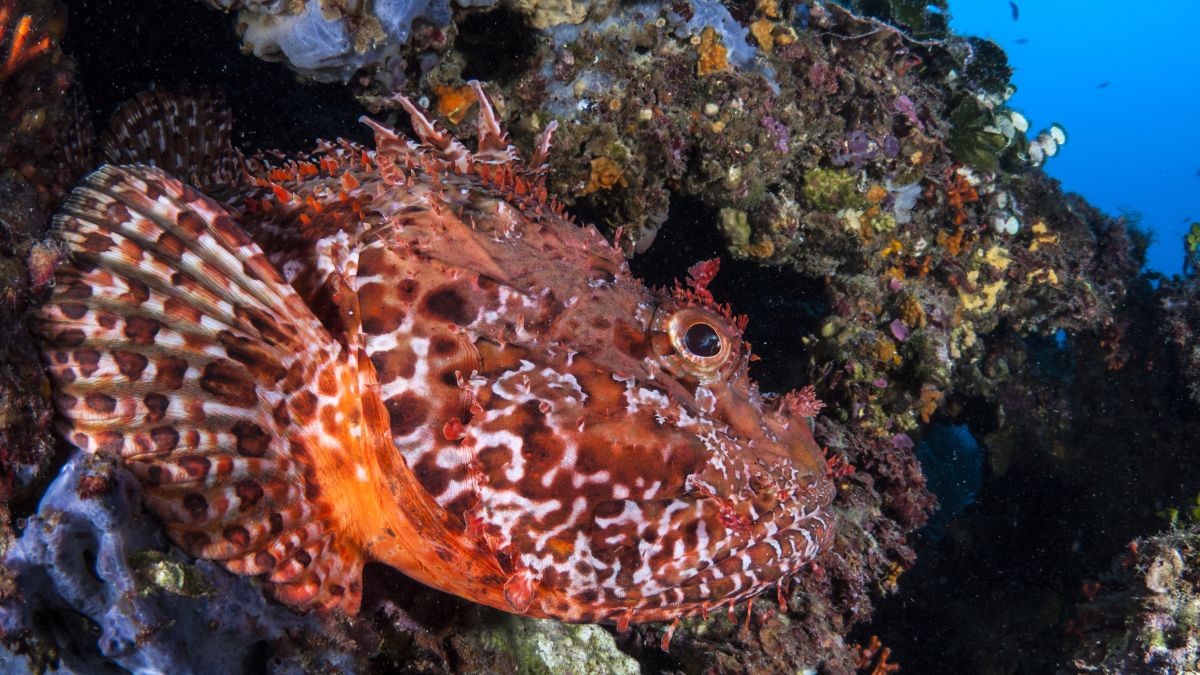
[130,550,215,598]
[802,168,866,212]
[960,38,1013,97]
[718,207,751,246]
[462,615,638,675]
[1186,222,1200,273]
[946,98,1008,172]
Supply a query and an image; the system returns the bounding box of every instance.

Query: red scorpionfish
[31,84,834,642]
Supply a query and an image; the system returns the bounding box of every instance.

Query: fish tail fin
[101,90,244,190]
[33,164,374,613]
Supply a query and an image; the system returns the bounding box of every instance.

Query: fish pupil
[683,322,721,357]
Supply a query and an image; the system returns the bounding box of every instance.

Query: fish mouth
[521,397,837,625]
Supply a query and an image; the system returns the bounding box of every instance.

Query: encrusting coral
[0,0,1194,673]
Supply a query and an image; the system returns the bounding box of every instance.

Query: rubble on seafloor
[0,0,1199,672]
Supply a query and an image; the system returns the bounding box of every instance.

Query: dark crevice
[81,547,100,582]
[64,0,368,155]
[456,7,538,85]
[630,195,828,394]
[241,639,271,675]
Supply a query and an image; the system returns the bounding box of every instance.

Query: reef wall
[1,0,1199,673]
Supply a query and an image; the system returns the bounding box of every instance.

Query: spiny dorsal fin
[102,90,244,191]
[54,84,96,182]
[391,92,473,173]
[362,85,558,186]
[467,80,519,167]
[358,115,425,164]
[33,164,377,613]
[527,120,558,177]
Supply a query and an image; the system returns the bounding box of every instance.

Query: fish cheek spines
[453,291,831,623]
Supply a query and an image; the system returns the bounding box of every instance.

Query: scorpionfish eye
[683,322,721,357]
[651,304,741,383]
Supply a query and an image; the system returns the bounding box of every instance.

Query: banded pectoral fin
[33,164,383,613]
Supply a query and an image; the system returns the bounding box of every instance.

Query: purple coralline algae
[831,130,879,169]
[761,115,790,153]
[893,95,924,131]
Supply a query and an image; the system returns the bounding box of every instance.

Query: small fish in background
[1009,1,1019,20]
[1194,168,1200,177]
[1013,38,1029,44]
[1096,82,1110,89]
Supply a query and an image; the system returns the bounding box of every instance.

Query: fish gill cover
[0,1,1197,674]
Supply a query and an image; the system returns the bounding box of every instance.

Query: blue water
[951,1,1200,276]
[915,424,982,539]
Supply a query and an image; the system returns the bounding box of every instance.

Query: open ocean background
[951,0,1200,276]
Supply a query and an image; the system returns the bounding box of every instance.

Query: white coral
[207,0,453,83]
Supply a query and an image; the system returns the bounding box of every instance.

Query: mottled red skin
[32,86,835,631]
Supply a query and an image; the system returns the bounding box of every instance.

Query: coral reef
[1159,273,1200,408]
[0,0,80,570]
[867,215,1200,672]
[0,0,85,207]
[202,0,454,84]
[1070,526,1200,673]
[2,0,1198,672]
[1055,271,1200,673]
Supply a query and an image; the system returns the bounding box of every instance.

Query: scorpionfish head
[452,243,836,626]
